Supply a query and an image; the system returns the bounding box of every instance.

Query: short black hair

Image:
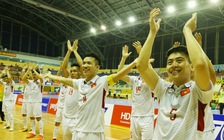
[166,45,189,61]
[84,53,101,66]
[71,63,80,68]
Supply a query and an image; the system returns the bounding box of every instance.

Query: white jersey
[27,79,42,103]
[153,78,214,140]
[62,86,79,118]
[23,83,31,102]
[56,85,65,109]
[129,76,154,116]
[0,79,15,101]
[72,75,109,132]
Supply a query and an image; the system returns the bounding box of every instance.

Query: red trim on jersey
[41,85,43,93]
[197,100,207,131]
[102,89,106,109]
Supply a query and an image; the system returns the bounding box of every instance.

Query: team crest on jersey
[91,83,97,88]
[180,88,190,96]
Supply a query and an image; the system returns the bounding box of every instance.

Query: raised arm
[183,13,210,91]
[132,41,142,55]
[22,64,31,84]
[112,58,138,84]
[137,8,161,90]
[71,40,85,77]
[118,45,132,71]
[61,40,73,78]
[33,70,43,84]
[44,72,74,87]
[194,32,216,85]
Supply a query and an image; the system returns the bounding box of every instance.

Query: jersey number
[170,108,177,121]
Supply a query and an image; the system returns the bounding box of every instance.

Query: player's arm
[44,72,74,87]
[5,67,12,84]
[137,8,161,90]
[194,32,216,85]
[183,13,211,91]
[107,58,136,86]
[118,45,132,71]
[56,62,63,76]
[132,41,142,55]
[22,65,31,84]
[61,40,73,78]
[71,40,85,78]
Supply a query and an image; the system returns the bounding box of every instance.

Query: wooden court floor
[0,105,130,140]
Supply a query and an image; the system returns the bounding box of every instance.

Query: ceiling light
[128,16,136,22]
[167,5,176,13]
[90,28,96,33]
[115,20,122,26]
[187,1,197,8]
[101,25,106,30]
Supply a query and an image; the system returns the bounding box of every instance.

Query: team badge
[180,88,190,96]
[91,83,97,88]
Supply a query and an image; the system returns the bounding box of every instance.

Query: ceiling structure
[0,0,224,66]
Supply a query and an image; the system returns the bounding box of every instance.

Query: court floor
[0,105,130,140]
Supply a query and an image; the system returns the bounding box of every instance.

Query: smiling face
[82,56,100,81]
[166,52,191,86]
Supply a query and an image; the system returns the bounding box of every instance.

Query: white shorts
[62,116,76,140]
[27,102,42,118]
[72,131,105,140]
[55,107,63,123]
[2,100,14,114]
[130,116,154,140]
[21,102,28,114]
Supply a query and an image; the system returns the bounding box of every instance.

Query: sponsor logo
[50,103,57,110]
[104,107,108,113]
[42,103,48,107]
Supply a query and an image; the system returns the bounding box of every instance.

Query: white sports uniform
[128,76,154,140]
[1,79,15,129]
[21,83,31,114]
[54,84,65,123]
[62,85,79,140]
[1,79,15,114]
[72,75,109,140]
[153,78,214,140]
[27,79,43,118]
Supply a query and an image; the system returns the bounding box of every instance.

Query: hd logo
[214,114,224,140]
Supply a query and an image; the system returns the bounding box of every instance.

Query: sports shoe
[9,127,14,132]
[52,138,56,140]
[26,133,36,139]
[20,128,28,132]
[2,126,10,129]
[36,135,44,140]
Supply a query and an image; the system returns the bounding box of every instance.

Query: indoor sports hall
[0,0,224,140]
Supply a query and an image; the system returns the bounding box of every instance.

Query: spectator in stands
[218,84,224,114]
[0,67,15,131]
